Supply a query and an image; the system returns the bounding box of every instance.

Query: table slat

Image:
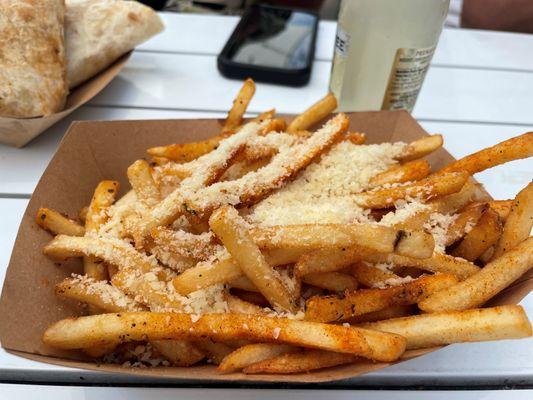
[139,13,533,72]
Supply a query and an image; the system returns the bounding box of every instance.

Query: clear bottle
[329,0,450,112]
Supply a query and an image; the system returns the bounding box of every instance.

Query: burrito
[66,0,164,88]
[0,0,68,118]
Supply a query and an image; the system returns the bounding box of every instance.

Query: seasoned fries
[36,80,532,375]
[491,181,533,260]
[362,305,532,349]
[219,343,296,372]
[287,93,337,133]
[43,312,407,362]
[305,274,459,322]
[36,207,85,237]
[419,237,533,312]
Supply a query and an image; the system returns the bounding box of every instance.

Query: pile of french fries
[39,79,533,375]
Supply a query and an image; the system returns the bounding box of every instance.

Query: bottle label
[334,27,351,59]
[329,26,350,101]
[381,46,436,112]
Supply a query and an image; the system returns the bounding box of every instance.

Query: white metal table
[0,12,532,395]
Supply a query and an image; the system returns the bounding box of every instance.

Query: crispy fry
[353,171,469,209]
[346,305,416,324]
[43,312,406,361]
[487,200,513,221]
[127,160,160,206]
[351,262,401,288]
[287,93,337,133]
[362,305,532,349]
[36,208,85,237]
[85,180,119,281]
[343,131,366,145]
[223,78,256,133]
[302,272,358,293]
[369,160,431,189]
[305,274,458,322]
[419,237,533,312]
[219,343,296,373]
[147,135,228,163]
[492,181,533,260]
[437,132,533,175]
[451,209,503,261]
[362,252,480,280]
[396,135,443,162]
[173,257,241,295]
[55,277,147,312]
[186,113,349,217]
[85,181,119,232]
[209,206,297,312]
[295,247,361,276]
[243,349,357,374]
[251,225,434,258]
[252,109,276,123]
[224,293,265,314]
[444,203,487,247]
[44,235,157,273]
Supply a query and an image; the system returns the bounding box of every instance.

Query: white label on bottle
[382,46,436,112]
[334,27,351,59]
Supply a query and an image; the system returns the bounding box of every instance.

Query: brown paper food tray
[0,111,531,384]
[0,53,130,148]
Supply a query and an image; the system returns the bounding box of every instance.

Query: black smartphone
[217,4,319,87]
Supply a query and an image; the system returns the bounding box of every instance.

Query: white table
[0,12,532,395]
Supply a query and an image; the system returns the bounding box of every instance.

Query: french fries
[127,160,161,206]
[451,208,503,261]
[243,349,357,374]
[302,272,358,293]
[396,135,443,162]
[353,171,469,209]
[223,78,256,134]
[251,224,435,258]
[219,343,296,372]
[437,132,533,175]
[36,208,85,237]
[209,206,297,312]
[491,181,533,260]
[305,274,459,322]
[368,159,431,188]
[43,312,407,362]
[362,305,532,349]
[287,93,337,133]
[419,237,533,312]
[360,253,480,280]
[37,80,532,375]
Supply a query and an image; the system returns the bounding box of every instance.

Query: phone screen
[227,7,317,70]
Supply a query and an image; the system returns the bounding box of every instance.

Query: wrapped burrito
[0,0,68,118]
[66,0,164,88]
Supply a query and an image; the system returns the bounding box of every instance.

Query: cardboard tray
[0,111,531,383]
[0,53,130,148]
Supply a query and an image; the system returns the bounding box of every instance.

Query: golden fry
[43,312,407,362]
[492,181,533,260]
[223,78,256,133]
[219,343,296,372]
[305,274,458,322]
[287,93,337,133]
[369,159,431,188]
[36,208,85,237]
[362,305,532,349]
[419,237,533,312]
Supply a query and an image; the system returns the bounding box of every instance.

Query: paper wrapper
[0,53,130,148]
[0,111,531,384]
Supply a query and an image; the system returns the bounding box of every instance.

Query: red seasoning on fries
[34,80,532,375]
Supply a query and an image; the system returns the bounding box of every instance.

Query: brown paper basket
[0,53,130,148]
[0,111,531,384]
